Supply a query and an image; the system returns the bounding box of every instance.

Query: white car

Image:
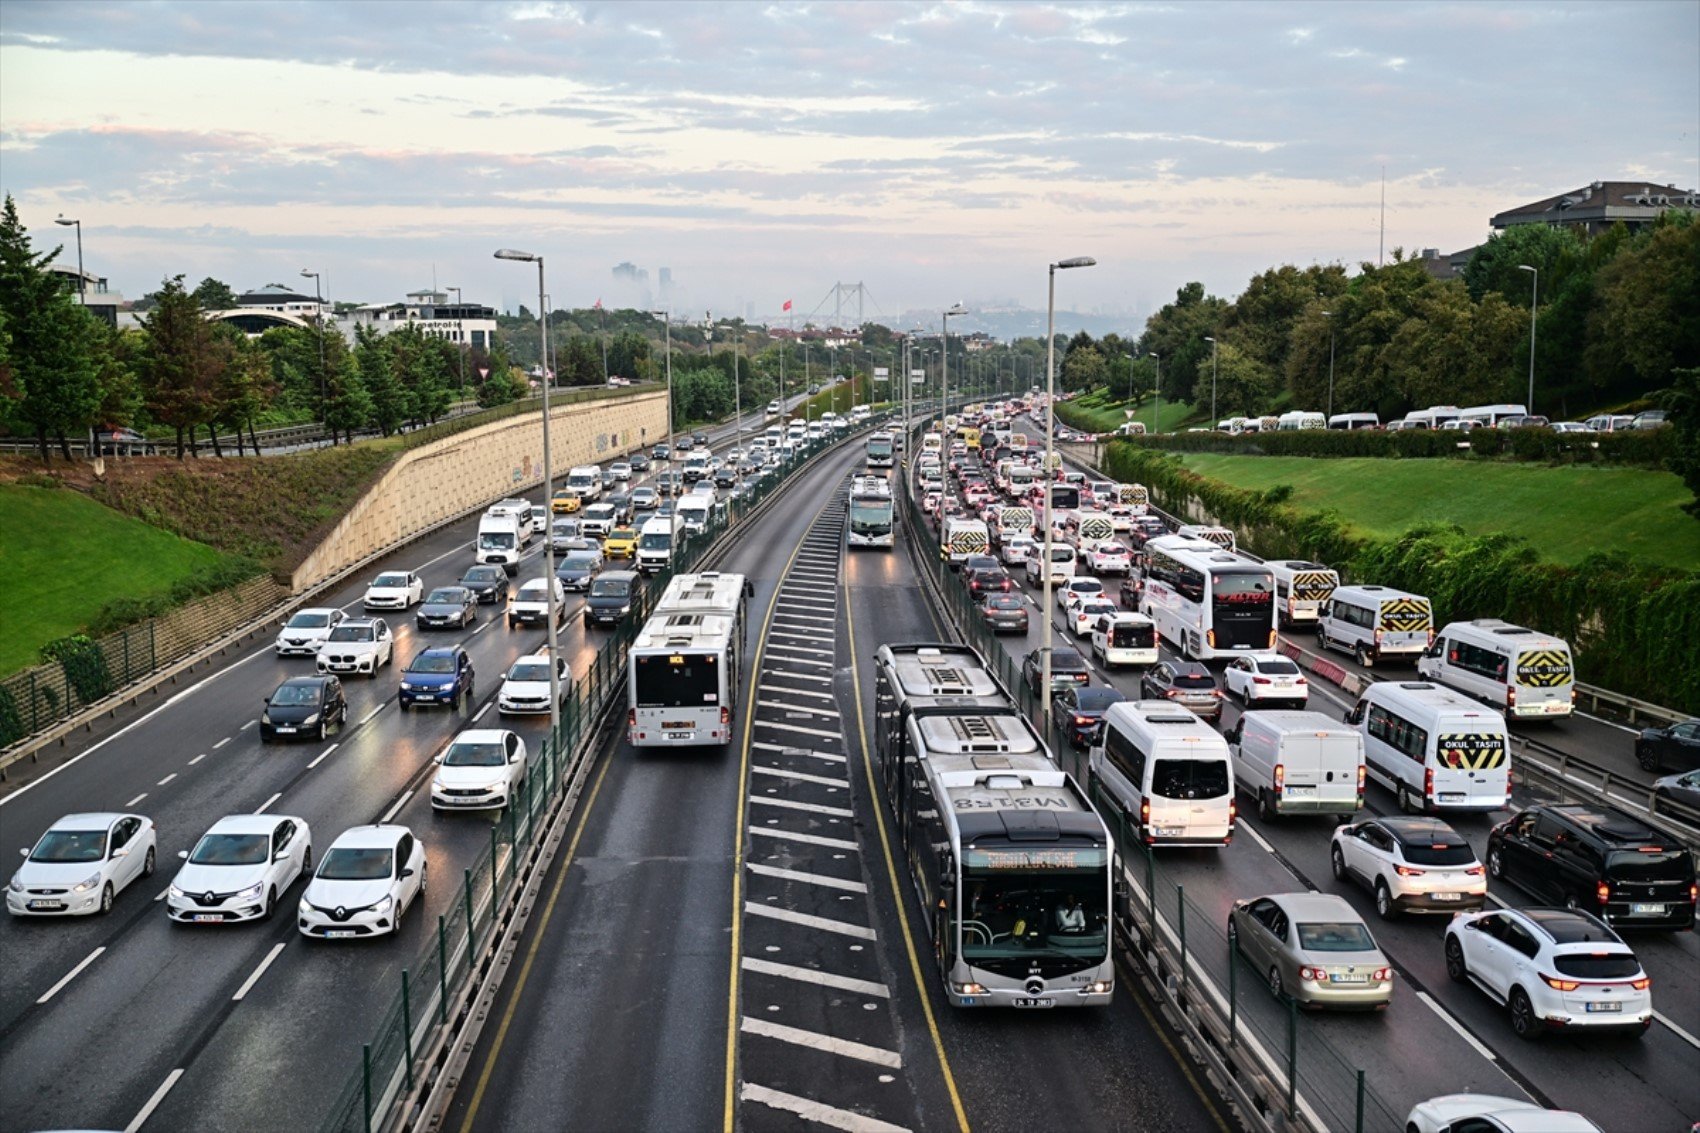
[1025,545,1076,587]
[1107,506,1136,532]
[631,487,659,510]
[506,577,566,629]
[275,608,345,656]
[1444,907,1652,1040]
[1082,541,1132,576]
[430,730,529,810]
[1222,654,1310,706]
[8,813,156,917]
[298,825,426,939]
[497,652,567,715]
[168,815,312,924]
[999,534,1035,567]
[316,617,393,677]
[1330,816,1487,919]
[1066,597,1118,638]
[362,570,423,611]
[1404,1094,1603,1133]
[1055,576,1104,609]
[580,502,618,537]
[609,461,633,482]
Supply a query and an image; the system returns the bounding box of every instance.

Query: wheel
[302,844,313,875]
[1487,846,1504,880]
[1374,881,1396,920]
[1356,643,1373,668]
[260,731,272,745]
[98,882,114,916]
[1398,783,1418,814]
[1637,747,1659,772]
[418,862,428,895]
[1444,936,1467,982]
[142,846,156,878]
[1258,788,1276,822]
[1267,965,1284,999]
[341,704,349,726]
[1508,988,1541,1040]
[262,886,276,920]
[1331,845,1347,881]
[1314,626,1327,652]
[317,719,328,741]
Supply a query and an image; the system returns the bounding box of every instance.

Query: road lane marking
[768,669,832,683]
[37,946,105,1004]
[213,737,231,750]
[187,753,206,765]
[379,789,414,824]
[1655,1010,1700,1049]
[1416,990,1499,1061]
[471,701,492,722]
[741,1016,899,1066]
[240,720,254,730]
[750,742,846,763]
[154,886,170,901]
[772,611,836,625]
[471,618,495,636]
[741,957,888,997]
[764,642,836,658]
[156,773,177,786]
[747,862,869,893]
[125,793,148,807]
[749,828,859,851]
[757,683,835,700]
[254,792,282,814]
[123,1067,185,1133]
[307,743,339,769]
[360,702,387,725]
[757,720,843,740]
[231,942,288,1002]
[1240,821,1275,854]
[738,1084,909,1133]
[752,765,847,787]
[751,796,855,818]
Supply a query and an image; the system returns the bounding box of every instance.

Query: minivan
[1487,804,1696,931]
[1091,700,1236,847]
[1345,682,1510,815]
[475,513,523,575]
[1418,619,1574,720]
[1317,584,1434,667]
[1227,710,1364,821]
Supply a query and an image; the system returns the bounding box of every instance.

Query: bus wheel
[1356,644,1373,668]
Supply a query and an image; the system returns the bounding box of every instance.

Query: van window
[1447,640,1509,680]
[1110,622,1155,649]
[1605,849,1694,883]
[1151,758,1229,800]
[1103,725,1145,785]
[1367,705,1429,763]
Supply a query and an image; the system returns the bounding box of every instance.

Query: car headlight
[235,882,265,901]
[262,712,273,725]
[169,884,187,898]
[619,605,631,615]
[302,712,321,726]
[8,873,24,893]
[72,872,103,893]
[402,682,418,691]
[371,896,394,916]
[299,897,312,916]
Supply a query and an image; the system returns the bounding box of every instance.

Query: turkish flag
[594,298,603,310]
[783,299,792,312]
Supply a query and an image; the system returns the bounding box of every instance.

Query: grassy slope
[1178,454,1700,571]
[1057,388,1199,434]
[0,485,230,674]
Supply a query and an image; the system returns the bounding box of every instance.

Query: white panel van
[1227,710,1364,820]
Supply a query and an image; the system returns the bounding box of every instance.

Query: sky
[1,0,1696,331]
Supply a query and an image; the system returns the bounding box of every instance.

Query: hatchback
[1223,654,1308,707]
[1054,685,1126,749]
[981,593,1029,634]
[298,825,426,939]
[261,675,348,741]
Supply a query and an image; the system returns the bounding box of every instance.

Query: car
[655,471,684,497]
[261,675,348,741]
[767,400,782,415]
[1082,542,1132,576]
[980,593,1030,634]
[651,443,671,461]
[1550,421,1592,434]
[605,492,634,524]
[458,565,510,604]
[431,729,529,811]
[1631,409,1667,430]
[551,488,582,514]
[1652,767,1700,810]
[508,576,566,629]
[1635,718,1700,771]
[1056,576,1103,608]
[1403,1094,1604,1133]
[585,570,640,628]
[600,468,621,489]
[675,435,694,452]
[631,487,659,511]
[556,548,604,591]
[580,502,618,537]
[1444,907,1652,1039]
[316,617,393,678]
[7,812,157,917]
[362,570,423,610]
[167,815,313,925]
[1330,816,1487,918]
[609,461,633,482]
[297,824,426,939]
[630,452,652,472]
[548,518,582,551]
[964,565,1016,602]
[1222,654,1309,706]
[1228,892,1393,1010]
[1022,647,1090,695]
[416,586,478,631]
[1053,685,1126,748]
[1141,661,1222,720]
[497,651,567,715]
[95,426,157,455]
[999,534,1036,567]
[528,503,549,534]
[1066,597,1117,637]
[602,525,639,559]
[399,645,475,710]
[691,432,709,447]
[275,607,345,656]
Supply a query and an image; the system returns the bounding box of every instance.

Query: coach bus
[1140,535,1277,660]
[627,572,751,749]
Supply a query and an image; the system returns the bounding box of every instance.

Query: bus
[959,426,982,452]
[627,572,751,749]
[866,431,895,469]
[1140,535,1277,660]
[848,476,896,549]
[873,644,1116,1008]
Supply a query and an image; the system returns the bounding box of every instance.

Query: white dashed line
[758,721,843,740]
[231,942,288,1002]
[739,1084,908,1133]
[750,827,860,851]
[254,792,282,815]
[125,793,148,807]
[768,669,833,683]
[753,765,847,787]
[1240,821,1275,854]
[757,683,835,701]
[156,773,177,787]
[379,789,413,824]
[360,703,386,725]
[240,720,255,730]
[306,743,339,769]
[37,947,105,1004]
[742,957,889,996]
[752,796,855,818]
[123,1067,185,1133]
[212,737,231,750]
[765,643,837,659]
[1656,1010,1700,1049]
[1416,991,1499,1061]
[750,742,847,763]
[747,862,869,892]
[744,903,878,939]
[472,702,492,722]
[187,753,206,766]
[741,1017,900,1066]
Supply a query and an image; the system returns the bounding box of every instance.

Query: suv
[1487,804,1697,931]
[1330,816,1487,919]
[1140,661,1222,720]
[1635,718,1700,772]
[585,570,641,628]
[399,646,475,711]
[315,618,393,678]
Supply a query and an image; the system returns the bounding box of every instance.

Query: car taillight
[1373,628,1384,645]
[1690,883,1698,905]
[1073,715,1092,726]
[627,709,636,727]
[1597,882,1610,906]
[1423,766,1434,803]
[1631,977,1651,991]
[1541,974,1581,992]
[1267,630,1278,648]
[1395,865,1425,877]
[1166,689,1182,698]
[1295,677,1307,685]
[1206,629,1216,648]
[1273,763,1285,792]
[1299,966,1327,982]
[1372,968,1392,982]
[1253,676,1272,685]
[1465,865,1485,876]
[1227,798,1237,825]
[1211,689,1224,698]
[1140,798,1150,827]
[1356,763,1366,801]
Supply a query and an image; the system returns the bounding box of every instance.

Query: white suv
[1330,816,1486,918]
[316,617,393,677]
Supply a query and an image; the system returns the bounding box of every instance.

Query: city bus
[848,476,896,549]
[626,572,751,749]
[1140,535,1277,660]
[873,644,1116,1008]
[866,431,895,469]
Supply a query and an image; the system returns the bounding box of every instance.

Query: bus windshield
[634,654,720,708]
[961,856,1109,962]
[850,499,894,534]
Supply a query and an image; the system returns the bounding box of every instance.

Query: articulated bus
[866,431,895,469]
[873,643,1116,1009]
[1140,535,1277,660]
[627,572,751,749]
[848,476,896,549]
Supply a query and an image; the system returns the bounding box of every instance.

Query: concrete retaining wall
[291,391,667,592]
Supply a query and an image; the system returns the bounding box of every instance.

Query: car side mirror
[110,847,128,859]
[177,849,191,859]
[508,753,520,763]
[400,868,415,879]
[19,847,29,858]
[274,849,288,861]
[434,755,444,764]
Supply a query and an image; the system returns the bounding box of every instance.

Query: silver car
[1228,892,1393,1009]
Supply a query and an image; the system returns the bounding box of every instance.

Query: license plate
[275,726,296,733]
[1631,903,1666,916]
[1331,973,1368,983]
[665,731,695,741]
[27,900,65,911]
[1432,892,1462,902]
[1439,791,1465,802]
[1284,786,1315,796]
[193,914,223,923]
[1154,827,1183,837]
[1585,1002,1621,1013]
[1013,997,1055,1009]
[325,929,357,939]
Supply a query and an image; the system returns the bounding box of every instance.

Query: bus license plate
[1585,1002,1621,1013]
[665,731,695,741]
[1013,997,1055,1009]
[1631,903,1666,916]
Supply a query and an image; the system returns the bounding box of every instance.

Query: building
[47,264,126,327]
[237,284,329,320]
[1415,247,1476,282]
[341,289,497,351]
[1490,180,1699,236]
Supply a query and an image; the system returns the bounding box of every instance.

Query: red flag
[594,298,603,310]
[782,299,793,312]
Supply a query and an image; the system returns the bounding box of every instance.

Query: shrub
[38,634,114,705]
[1114,426,1672,468]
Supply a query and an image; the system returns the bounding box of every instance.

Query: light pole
[1517,265,1538,414]
[1204,336,1218,424]
[1041,256,1097,723]
[301,269,329,419]
[1320,311,1335,420]
[941,303,966,428]
[650,311,674,462]
[446,285,467,396]
[494,248,562,734]
[1148,352,1161,436]
[54,216,84,306]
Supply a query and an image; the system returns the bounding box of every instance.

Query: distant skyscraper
[659,267,672,303]
[612,262,639,283]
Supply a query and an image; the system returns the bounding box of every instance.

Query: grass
[1178,454,1700,571]
[1057,388,1199,434]
[0,485,232,674]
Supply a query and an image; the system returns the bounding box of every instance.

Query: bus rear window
[634,655,719,708]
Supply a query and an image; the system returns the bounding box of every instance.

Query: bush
[1115,426,1673,467]
[0,686,22,747]
[38,634,114,705]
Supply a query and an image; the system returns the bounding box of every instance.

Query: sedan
[609,461,633,482]
[1635,718,1700,772]
[980,594,1029,634]
[167,815,312,925]
[8,813,157,917]
[551,488,582,514]
[275,607,345,656]
[432,730,530,810]
[1228,893,1393,1010]
[498,652,567,715]
[261,675,348,742]
[362,570,423,610]
[549,518,581,550]
[1022,647,1090,696]
[1652,768,1700,810]
[459,565,510,604]
[416,586,478,630]
[1066,597,1118,638]
[1404,1095,1603,1133]
[631,487,659,511]
[603,526,639,560]
[651,443,671,461]
[1053,685,1126,749]
[555,549,603,591]
[298,825,426,940]
[1330,817,1486,918]
[605,493,634,524]
[964,565,1016,602]
[1056,576,1104,609]
[398,646,475,711]
[998,535,1035,567]
[1223,654,1308,707]
[1142,661,1223,720]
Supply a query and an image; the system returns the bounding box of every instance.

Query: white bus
[1264,559,1341,629]
[866,431,895,469]
[626,572,752,749]
[848,476,896,549]
[874,644,1115,1009]
[1140,535,1277,660]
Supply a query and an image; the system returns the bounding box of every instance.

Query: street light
[493,248,562,734]
[54,216,84,306]
[300,269,329,416]
[1148,352,1161,436]
[1204,336,1218,424]
[1516,265,1538,415]
[1041,255,1096,723]
[446,285,467,395]
[650,310,674,464]
[1320,312,1335,420]
[941,303,967,430]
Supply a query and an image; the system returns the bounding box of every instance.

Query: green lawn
[0,485,231,675]
[1177,455,1700,571]
[1057,390,1199,434]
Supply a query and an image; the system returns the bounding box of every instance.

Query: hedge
[1103,443,1700,713]
[1114,426,1673,467]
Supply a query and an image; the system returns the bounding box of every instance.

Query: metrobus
[873,644,1115,1008]
[848,476,896,549]
[627,572,751,749]
[865,431,895,469]
[1140,535,1277,660]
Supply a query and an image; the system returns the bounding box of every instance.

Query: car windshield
[609,529,636,541]
[479,532,515,550]
[318,847,394,881]
[189,832,270,866]
[373,574,409,588]
[464,568,500,583]
[1295,921,1377,952]
[1151,758,1230,799]
[425,589,460,604]
[326,626,373,643]
[30,829,107,863]
[444,741,506,767]
[286,612,331,629]
[1553,953,1640,979]
[561,554,597,570]
[271,683,323,705]
[1257,659,1301,675]
[591,578,631,598]
[410,653,457,674]
[519,584,550,600]
[508,662,552,683]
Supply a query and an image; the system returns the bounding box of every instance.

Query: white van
[941,517,990,567]
[488,498,536,543]
[1327,412,1381,431]
[1227,710,1364,821]
[1345,682,1511,814]
[635,516,674,575]
[476,513,523,575]
[675,496,711,536]
[1067,509,1116,549]
[1091,701,1235,847]
[1418,619,1575,719]
[1090,611,1158,668]
[1175,524,1236,551]
[1276,411,1327,431]
[1264,560,1341,629]
[1024,543,1077,586]
[565,466,602,502]
[1317,584,1433,667]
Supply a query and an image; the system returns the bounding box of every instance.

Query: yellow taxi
[602,526,639,559]
[551,488,582,514]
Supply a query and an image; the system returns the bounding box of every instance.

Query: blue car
[399,646,475,711]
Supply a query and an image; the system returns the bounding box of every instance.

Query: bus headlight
[1083,980,1113,995]
[952,982,989,997]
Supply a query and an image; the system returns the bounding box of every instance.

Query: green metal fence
[0,623,158,748]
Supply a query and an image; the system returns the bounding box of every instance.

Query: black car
[675,436,695,452]
[605,492,634,524]
[1053,685,1126,749]
[1488,803,1696,931]
[399,646,476,711]
[1636,719,1700,772]
[713,468,737,490]
[585,570,641,628]
[459,565,510,605]
[417,586,478,630]
[1141,661,1222,720]
[652,443,671,461]
[1022,648,1090,696]
[629,452,651,472]
[260,675,347,743]
[981,593,1029,634]
[691,432,709,447]
[964,565,1015,602]
[655,472,684,498]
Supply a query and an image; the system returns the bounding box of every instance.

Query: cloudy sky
[2,0,1695,328]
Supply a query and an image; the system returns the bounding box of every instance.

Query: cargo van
[1317,584,1433,667]
[487,498,536,543]
[674,495,711,537]
[941,518,990,568]
[1067,510,1116,549]
[1264,560,1340,629]
[1345,682,1511,814]
[476,513,523,575]
[565,466,602,502]
[1091,700,1236,847]
[1227,710,1364,820]
[635,516,674,575]
[1418,619,1575,720]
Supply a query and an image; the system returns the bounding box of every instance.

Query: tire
[1331,846,1347,881]
[1267,965,1284,999]
[317,719,328,742]
[1444,936,1467,982]
[1637,746,1659,772]
[302,844,313,876]
[1508,988,1542,1041]
[142,846,156,878]
[1258,788,1276,822]
[418,862,428,895]
[1488,847,1504,880]
[1356,643,1373,669]
[1315,626,1328,652]
[99,882,114,916]
[1375,881,1396,920]
[1398,783,1418,815]
[262,886,276,921]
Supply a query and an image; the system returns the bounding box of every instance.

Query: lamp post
[300,269,329,419]
[1517,265,1538,414]
[446,285,467,395]
[1041,256,1097,723]
[494,248,562,734]
[1320,311,1335,420]
[941,304,966,431]
[1148,352,1161,436]
[54,216,84,306]
[1204,336,1218,424]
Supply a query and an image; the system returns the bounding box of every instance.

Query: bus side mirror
[1344,704,1365,726]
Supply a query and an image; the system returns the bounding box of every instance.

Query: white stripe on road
[1416,990,1499,1061]
[741,1016,899,1066]
[751,742,846,764]
[156,773,177,787]
[254,792,282,815]
[751,795,855,818]
[307,742,339,769]
[240,720,254,730]
[125,793,148,807]
[123,1067,185,1133]
[380,789,414,824]
[750,828,860,851]
[745,901,877,938]
[471,701,493,722]
[757,683,835,701]
[747,862,868,893]
[231,942,288,1002]
[768,668,832,683]
[1240,821,1275,854]
[360,702,386,725]
[753,765,847,787]
[37,946,105,1004]
[772,611,837,625]
[212,736,231,750]
[739,1083,909,1133]
[1656,1010,1700,1050]
[742,957,889,997]
[757,720,843,740]
[187,753,206,766]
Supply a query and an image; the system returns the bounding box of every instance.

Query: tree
[1059,339,1108,393]
[190,277,240,311]
[354,324,405,436]
[1663,367,1700,518]
[1585,215,1700,401]
[1137,281,1230,404]
[1209,341,1280,417]
[139,276,234,457]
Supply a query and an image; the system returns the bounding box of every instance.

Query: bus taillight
[627,709,636,727]
[720,706,731,725]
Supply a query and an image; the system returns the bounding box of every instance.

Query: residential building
[47,264,126,327]
[1490,180,1699,236]
[341,289,497,350]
